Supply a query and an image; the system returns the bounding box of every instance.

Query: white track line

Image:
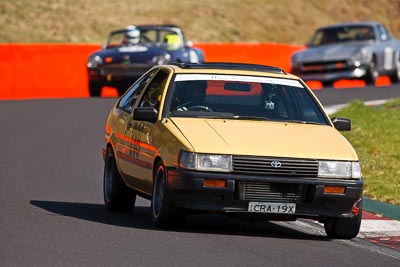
[324,99,390,115]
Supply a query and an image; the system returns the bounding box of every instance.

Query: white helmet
[125,29,140,44]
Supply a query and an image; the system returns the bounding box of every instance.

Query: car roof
[162,62,299,79]
[317,21,380,30]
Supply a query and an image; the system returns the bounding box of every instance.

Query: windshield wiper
[231,115,269,121]
[285,120,324,125]
[191,114,269,120]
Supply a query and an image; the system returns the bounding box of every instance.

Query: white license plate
[248,202,296,214]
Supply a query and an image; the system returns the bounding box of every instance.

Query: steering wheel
[186,105,213,112]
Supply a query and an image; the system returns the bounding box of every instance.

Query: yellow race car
[102,62,363,239]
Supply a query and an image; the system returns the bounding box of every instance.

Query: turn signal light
[324,186,345,194]
[105,57,113,63]
[352,198,362,215]
[336,62,344,69]
[352,206,360,215]
[203,179,226,187]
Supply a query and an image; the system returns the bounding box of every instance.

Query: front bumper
[87,64,152,84]
[291,61,369,82]
[166,168,363,219]
[295,68,368,82]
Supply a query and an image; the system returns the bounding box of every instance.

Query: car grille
[239,181,306,203]
[300,60,350,74]
[233,156,318,177]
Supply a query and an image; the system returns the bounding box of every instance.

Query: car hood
[95,45,168,63]
[294,42,370,62]
[170,118,358,160]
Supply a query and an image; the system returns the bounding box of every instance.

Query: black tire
[364,56,378,85]
[389,52,400,83]
[324,202,362,239]
[150,161,185,227]
[103,147,136,212]
[116,84,129,97]
[322,81,334,88]
[88,81,103,97]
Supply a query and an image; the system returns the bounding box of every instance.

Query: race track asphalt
[1,84,399,266]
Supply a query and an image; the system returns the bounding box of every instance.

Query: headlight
[318,161,362,179]
[178,151,232,172]
[352,48,370,63]
[291,53,302,69]
[87,55,102,68]
[352,51,363,64]
[291,53,299,64]
[153,53,171,65]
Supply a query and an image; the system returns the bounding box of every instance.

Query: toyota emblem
[271,161,282,168]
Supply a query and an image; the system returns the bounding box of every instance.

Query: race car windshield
[167,74,329,125]
[309,26,375,46]
[106,29,182,48]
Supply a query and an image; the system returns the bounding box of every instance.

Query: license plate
[248,202,296,214]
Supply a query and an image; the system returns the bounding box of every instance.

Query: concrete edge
[363,197,400,220]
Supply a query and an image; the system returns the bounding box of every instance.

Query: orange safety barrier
[0,43,304,99]
[0,44,100,99]
[0,43,391,99]
[195,42,304,72]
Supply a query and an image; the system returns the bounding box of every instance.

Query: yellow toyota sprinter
[102,62,363,239]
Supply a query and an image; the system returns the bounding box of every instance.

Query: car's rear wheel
[364,56,378,85]
[88,81,103,97]
[151,161,185,227]
[324,203,362,239]
[103,146,136,212]
[389,52,400,83]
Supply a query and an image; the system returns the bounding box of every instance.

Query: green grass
[333,99,400,205]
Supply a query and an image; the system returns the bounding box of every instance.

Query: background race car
[291,21,400,87]
[87,24,205,96]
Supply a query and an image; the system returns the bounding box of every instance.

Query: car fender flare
[394,49,400,68]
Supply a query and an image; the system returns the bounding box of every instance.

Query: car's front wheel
[150,161,185,227]
[322,81,334,88]
[116,84,131,97]
[324,203,362,239]
[389,52,400,83]
[88,81,103,97]
[103,146,136,212]
[364,56,378,85]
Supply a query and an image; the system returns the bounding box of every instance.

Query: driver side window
[138,70,169,112]
[118,69,157,113]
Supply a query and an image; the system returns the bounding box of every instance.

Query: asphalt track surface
[1,84,400,267]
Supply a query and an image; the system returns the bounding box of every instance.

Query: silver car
[291,21,400,86]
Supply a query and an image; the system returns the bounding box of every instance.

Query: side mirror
[133,107,158,123]
[331,117,351,131]
[186,41,193,47]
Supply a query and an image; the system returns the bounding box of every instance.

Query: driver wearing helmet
[122,29,141,45]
